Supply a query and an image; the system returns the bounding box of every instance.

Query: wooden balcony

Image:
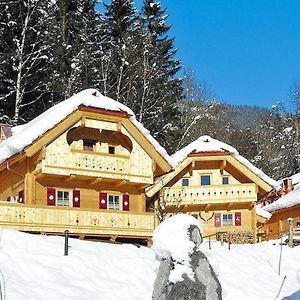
[0,202,155,238]
[161,183,257,205]
[41,149,152,184]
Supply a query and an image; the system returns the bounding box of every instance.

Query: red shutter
[215,213,221,227]
[47,188,56,206]
[73,190,80,208]
[122,194,130,211]
[99,192,107,209]
[235,212,241,226]
[18,190,24,203]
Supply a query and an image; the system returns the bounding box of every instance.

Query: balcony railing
[0,202,154,238]
[41,149,152,184]
[161,183,257,205]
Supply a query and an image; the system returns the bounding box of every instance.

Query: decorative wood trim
[44,164,152,179]
[70,148,130,159]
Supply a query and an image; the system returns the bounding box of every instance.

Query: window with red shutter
[99,192,107,209]
[122,194,130,211]
[47,188,56,206]
[73,190,80,207]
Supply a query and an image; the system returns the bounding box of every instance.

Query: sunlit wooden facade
[0,105,171,242]
[146,151,273,243]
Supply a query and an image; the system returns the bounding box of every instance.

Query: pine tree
[49,0,101,102]
[99,0,141,104]
[141,0,182,152]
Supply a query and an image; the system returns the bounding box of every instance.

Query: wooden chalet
[146,136,275,243]
[0,89,172,243]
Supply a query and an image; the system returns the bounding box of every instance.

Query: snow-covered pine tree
[49,0,101,102]
[100,0,141,104]
[141,0,182,152]
[0,0,55,124]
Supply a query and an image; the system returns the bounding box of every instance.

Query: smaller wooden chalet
[0,89,172,242]
[259,174,300,240]
[146,136,275,243]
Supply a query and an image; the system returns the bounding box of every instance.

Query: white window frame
[223,214,233,226]
[108,194,120,210]
[57,190,71,207]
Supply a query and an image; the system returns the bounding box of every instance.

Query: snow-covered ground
[0,229,299,300]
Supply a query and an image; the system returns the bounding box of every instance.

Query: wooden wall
[0,160,26,201]
[43,119,153,184]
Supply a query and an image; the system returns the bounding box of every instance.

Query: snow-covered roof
[263,183,300,213]
[256,204,272,220]
[171,135,276,187]
[274,173,300,191]
[0,89,172,165]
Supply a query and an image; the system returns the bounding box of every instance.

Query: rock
[152,225,222,300]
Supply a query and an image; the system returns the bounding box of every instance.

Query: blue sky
[134,0,300,109]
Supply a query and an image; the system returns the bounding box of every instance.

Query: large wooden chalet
[146,136,275,243]
[0,89,171,243]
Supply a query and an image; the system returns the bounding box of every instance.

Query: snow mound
[0,229,300,299]
[152,214,202,283]
[171,135,276,187]
[0,89,172,166]
[0,229,158,300]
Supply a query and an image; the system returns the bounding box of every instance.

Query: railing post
[287,218,294,248]
[64,230,69,256]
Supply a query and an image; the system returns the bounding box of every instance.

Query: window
[108,146,115,154]
[182,178,189,186]
[201,175,211,186]
[83,140,95,151]
[223,214,233,226]
[57,191,70,206]
[108,195,119,210]
[222,176,229,185]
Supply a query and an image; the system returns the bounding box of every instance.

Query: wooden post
[209,236,211,250]
[228,234,231,250]
[287,218,294,247]
[278,235,283,276]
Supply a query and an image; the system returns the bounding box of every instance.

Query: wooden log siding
[161,183,257,205]
[0,202,155,237]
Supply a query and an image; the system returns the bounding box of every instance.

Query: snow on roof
[263,183,300,213]
[274,173,300,190]
[0,89,172,165]
[171,135,276,187]
[256,204,272,220]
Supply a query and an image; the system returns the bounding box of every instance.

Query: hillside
[0,229,299,300]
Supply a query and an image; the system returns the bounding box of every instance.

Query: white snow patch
[264,183,300,212]
[0,229,300,299]
[0,89,172,166]
[171,135,276,187]
[152,214,202,283]
[256,204,272,220]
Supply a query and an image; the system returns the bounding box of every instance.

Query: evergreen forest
[0,0,300,180]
